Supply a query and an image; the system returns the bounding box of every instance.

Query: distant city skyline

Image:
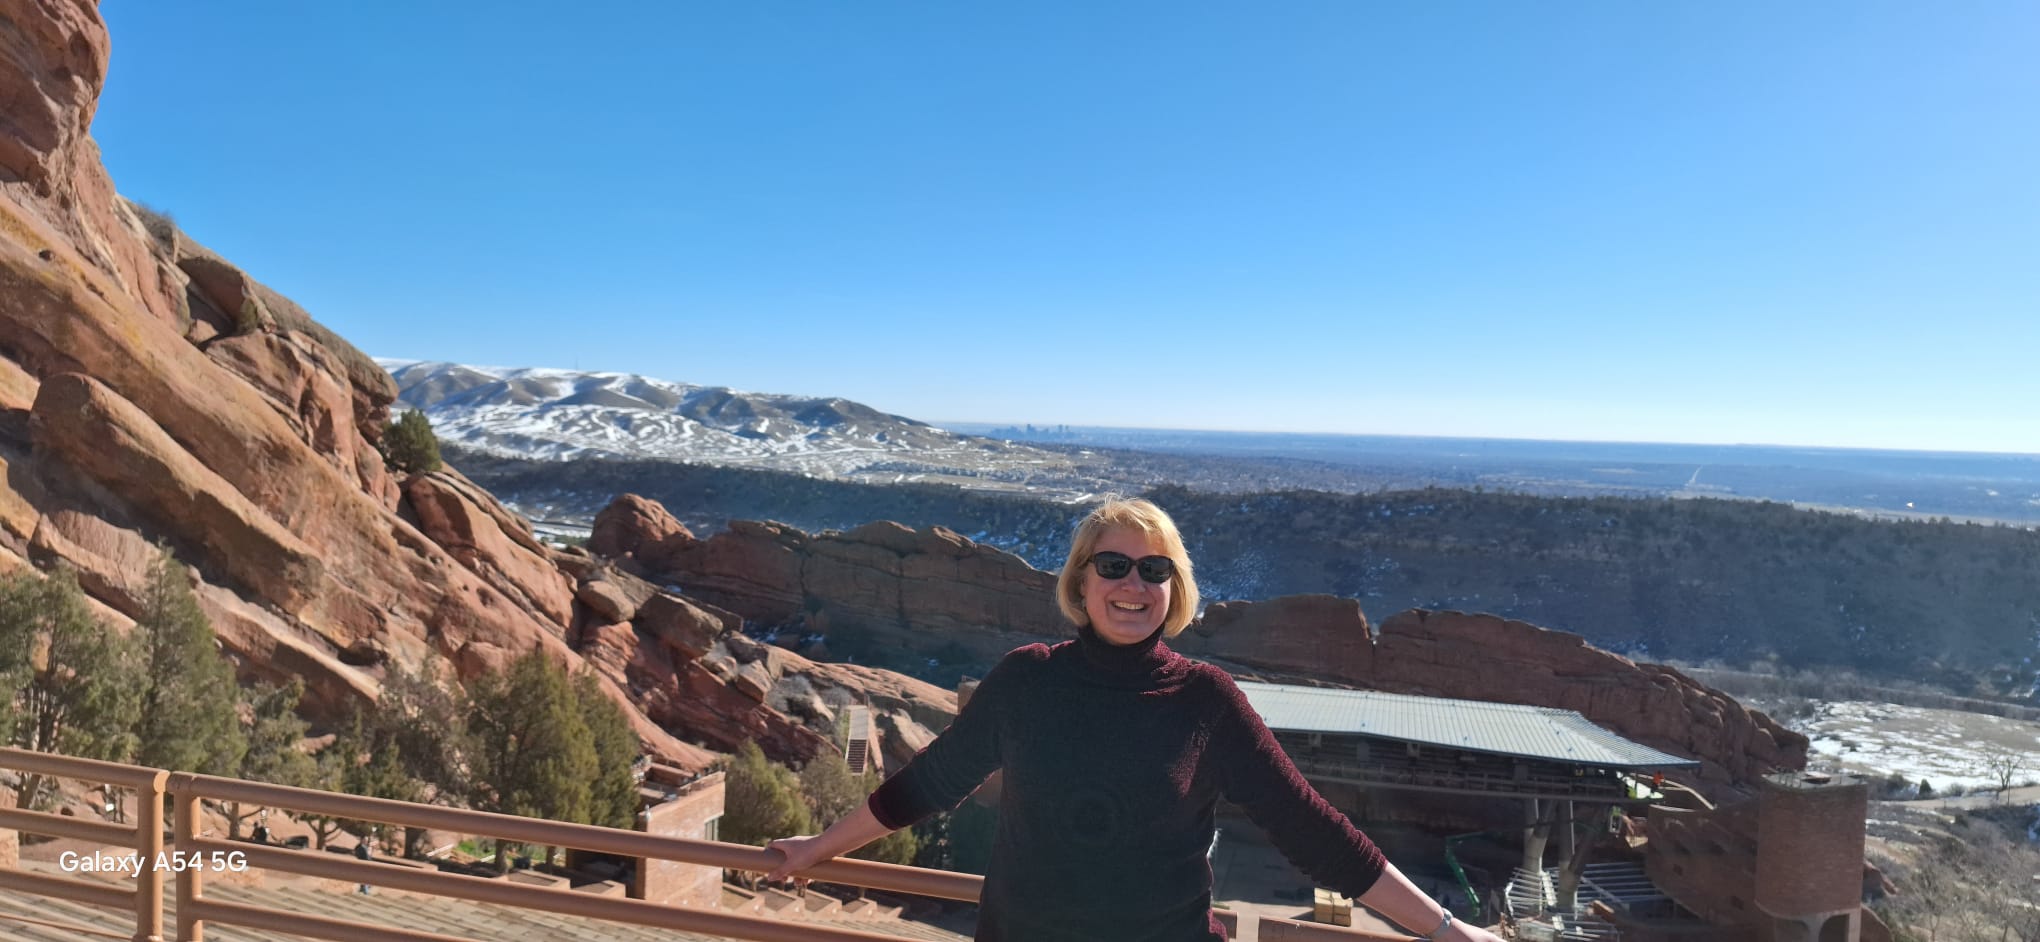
[97,2,2038,455]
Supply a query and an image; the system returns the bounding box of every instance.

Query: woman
[769,498,1502,942]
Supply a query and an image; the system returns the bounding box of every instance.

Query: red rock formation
[636,592,731,659]
[1383,610,1806,787]
[575,565,659,625]
[590,494,695,574]
[0,0,183,330]
[1178,595,1378,679]
[604,496,1804,791]
[0,0,706,769]
[659,514,1067,664]
[401,469,575,629]
[529,509,960,772]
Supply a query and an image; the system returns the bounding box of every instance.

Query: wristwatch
[1420,909,1454,941]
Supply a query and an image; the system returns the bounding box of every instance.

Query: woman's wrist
[1416,908,1454,941]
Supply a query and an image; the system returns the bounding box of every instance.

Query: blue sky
[97,2,2037,453]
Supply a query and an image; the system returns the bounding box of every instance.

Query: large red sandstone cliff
[0,0,707,763]
[0,0,964,774]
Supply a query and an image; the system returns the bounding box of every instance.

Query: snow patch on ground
[1797,700,2040,792]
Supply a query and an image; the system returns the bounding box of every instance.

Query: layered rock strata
[650,514,1066,667]
[582,498,955,769]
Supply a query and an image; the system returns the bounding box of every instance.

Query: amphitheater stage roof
[1237,682,1700,770]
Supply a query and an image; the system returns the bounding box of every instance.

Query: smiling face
[1081,526,1173,646]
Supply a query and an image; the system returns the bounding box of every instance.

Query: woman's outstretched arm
[1358,862,1499,942]
[765,800,895,881]
[763,645,1045,883]
[1210,668,1503,941]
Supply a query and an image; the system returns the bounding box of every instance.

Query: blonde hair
[1055,498,1200,637]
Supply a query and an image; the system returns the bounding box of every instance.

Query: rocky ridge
[592,494,1808,792]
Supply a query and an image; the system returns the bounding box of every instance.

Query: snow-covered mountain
[377,359,1099,490]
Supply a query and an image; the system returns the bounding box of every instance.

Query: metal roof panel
[1236,682,1699,769]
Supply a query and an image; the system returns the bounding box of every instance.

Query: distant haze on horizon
[930,422,2040,460]
[99,2,2038,455]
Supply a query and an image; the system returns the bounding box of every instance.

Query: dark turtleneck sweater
[868,624,1386,941]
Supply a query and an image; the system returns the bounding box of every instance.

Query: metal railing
[0,748,169,941]
[0,746,1412,942]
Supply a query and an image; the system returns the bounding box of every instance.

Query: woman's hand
[760,802,897,884]
[764,834,835,883]
[1443,917,1506,942]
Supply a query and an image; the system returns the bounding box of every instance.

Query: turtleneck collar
[1073,621,1177,685]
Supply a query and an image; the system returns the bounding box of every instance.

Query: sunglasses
[1088,551,1175,584]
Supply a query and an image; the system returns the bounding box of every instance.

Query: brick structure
[1753,773,1867,942]
[1639,772,1887,942]
[631,768,726,908]
[1645,800,1761,928]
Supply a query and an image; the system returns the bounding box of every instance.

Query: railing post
[134,770,168,942]
[171,784,203,942]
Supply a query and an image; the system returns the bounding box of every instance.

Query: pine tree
[719,740,811,851]
[380,409,442,474]
[0,573,35,746]
[373,657,465,794]
[359,657,467,857]
[336,708,423,850]
[796,748,920,869]
[849,765,920,867]
[797,750,863,828]
[225,680,319,839]
[134,548,245,776]
[466,650,597,870]
[302,729,352,851]
[0,567,145,808]
[574,670,642,830]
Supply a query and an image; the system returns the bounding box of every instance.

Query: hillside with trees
[458,451,2040,702]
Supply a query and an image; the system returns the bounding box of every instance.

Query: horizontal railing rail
[163,773,976,942]
[1263,915,1415,940]
[167,771,983,902]
[0,748,173,790]
[0,746,167,942]
[0,747,1417,942]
